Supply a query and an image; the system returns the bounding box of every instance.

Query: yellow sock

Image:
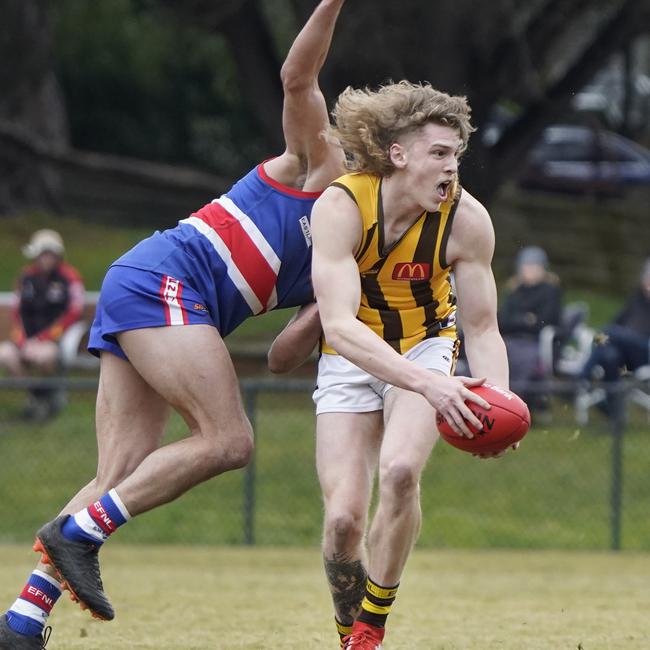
[336,618,353,646]
[357,576,399,628]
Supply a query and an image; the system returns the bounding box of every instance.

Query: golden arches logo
[392,262,431,281]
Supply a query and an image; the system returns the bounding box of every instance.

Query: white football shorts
[313,336,457,414]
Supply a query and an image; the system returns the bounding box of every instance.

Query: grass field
[0,545,648,649]
[2,388,650,551]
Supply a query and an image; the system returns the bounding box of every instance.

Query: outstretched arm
[264,0,346,189]
[311,187,489,437]
[267,302,322,373]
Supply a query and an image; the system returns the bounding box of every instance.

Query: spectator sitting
[580,257,650,414]
[0,229,85,420]
[498,246,562,415]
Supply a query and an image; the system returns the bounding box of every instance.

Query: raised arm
[311,187,489,436]
[448,192,509,388]
[264,0,346,189]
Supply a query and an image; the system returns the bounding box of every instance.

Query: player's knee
[325,509,365,549]
[381,462,420,500]
[225,429,254,469]
[201,424,254,474]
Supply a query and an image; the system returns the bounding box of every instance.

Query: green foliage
[52,0,266,174]
[261,0,299,56]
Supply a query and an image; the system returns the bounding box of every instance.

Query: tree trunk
[156,0,285,154]
[220,0,285,153]
[0,119,232,226]
[0,0,69,212]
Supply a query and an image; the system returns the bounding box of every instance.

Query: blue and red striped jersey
[111,163,320,337]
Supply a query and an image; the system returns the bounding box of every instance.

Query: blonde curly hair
[328,80,475,175]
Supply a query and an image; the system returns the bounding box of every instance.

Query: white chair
[59,320,98,370]
[538,301,594,379]
[572,339,650,426]
[628,364,650,422]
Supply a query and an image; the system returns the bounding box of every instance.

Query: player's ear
[389,142,407,169]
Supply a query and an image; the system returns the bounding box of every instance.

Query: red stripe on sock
[20,585,56,613]
[88,501,116,535]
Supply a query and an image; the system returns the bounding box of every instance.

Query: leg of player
[111,324,254,510]
[1,354,170,648]
[33,324,253,622]
[63,352,172,514]
[317,411,382,646]
[351,388,438,646]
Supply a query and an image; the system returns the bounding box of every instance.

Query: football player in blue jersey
[0,2,347,648]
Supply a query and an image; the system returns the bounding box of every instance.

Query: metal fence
[0,375,648,551]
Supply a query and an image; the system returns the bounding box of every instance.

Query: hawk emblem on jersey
[392,262,431,281]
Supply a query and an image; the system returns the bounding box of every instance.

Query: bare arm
[448,192,509,388]
[311,187,489,436]
[264,0,346,189]
[267,302,321,374]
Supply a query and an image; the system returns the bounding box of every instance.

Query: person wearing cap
[498,245,562,414]
[0,229,85,419]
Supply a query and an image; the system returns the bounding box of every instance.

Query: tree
[2,0,649,216]
[155,0,285,151]
[0,0,69,210]
[287,0,650,202]
[103,0,650,204]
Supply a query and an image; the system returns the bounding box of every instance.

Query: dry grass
[1,545,649,649]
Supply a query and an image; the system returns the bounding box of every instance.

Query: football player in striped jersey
[271,81,511,649]
[0,2,347,647]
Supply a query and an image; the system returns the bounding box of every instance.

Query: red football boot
[342,621,384,649]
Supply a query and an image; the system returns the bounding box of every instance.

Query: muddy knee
[325,509,365,551]
[381,462,420,501]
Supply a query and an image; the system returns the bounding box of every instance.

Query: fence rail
[0,375,648,551]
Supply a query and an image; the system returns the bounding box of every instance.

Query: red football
[436,383,530,454]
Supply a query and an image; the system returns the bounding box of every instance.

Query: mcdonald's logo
[392,262,431,281]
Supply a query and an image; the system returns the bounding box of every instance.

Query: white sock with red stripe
[6,570,62,636]
[61,489,131,545]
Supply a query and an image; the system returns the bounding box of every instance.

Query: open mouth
[436,181,452,200]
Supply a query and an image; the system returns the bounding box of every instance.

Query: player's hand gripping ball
[436,383,530,454]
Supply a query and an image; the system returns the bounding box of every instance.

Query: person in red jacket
[0,229,85,419]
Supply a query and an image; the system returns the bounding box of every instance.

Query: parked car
[518,125,650,194]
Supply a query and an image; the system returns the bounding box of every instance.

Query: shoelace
[41,626,52,649]
[343,630,380,648]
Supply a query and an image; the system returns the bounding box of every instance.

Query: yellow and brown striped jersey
[321,172,459,355]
